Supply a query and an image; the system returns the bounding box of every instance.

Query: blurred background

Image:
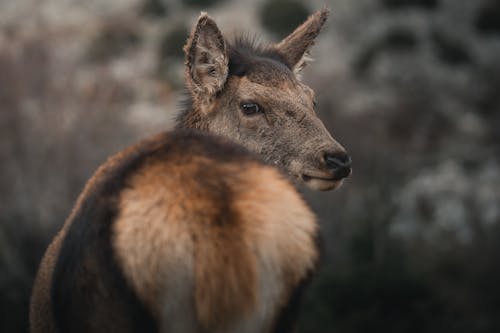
[1,0,500,332]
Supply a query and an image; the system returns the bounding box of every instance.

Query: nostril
[324,152,352,171]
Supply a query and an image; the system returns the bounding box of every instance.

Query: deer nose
[324,152,352,180]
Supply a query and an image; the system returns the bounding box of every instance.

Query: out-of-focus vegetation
[183,0,227,9]
[380,0,439,10]
[1,0,499,332]
[140,0,169,18]
[259,0,310,38]
[87,20,142,62]
[0,33,140,332]
[158,23,189,86]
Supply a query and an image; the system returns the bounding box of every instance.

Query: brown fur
[30,130,318,333]
[113,154,317,332]
[30,9,348,333]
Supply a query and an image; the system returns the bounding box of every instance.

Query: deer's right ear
[184,13,228,109]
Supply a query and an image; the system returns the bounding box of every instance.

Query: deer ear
[275,8,329,75]
[184,13,228,105]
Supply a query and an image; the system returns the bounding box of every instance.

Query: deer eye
[240,102,262,116]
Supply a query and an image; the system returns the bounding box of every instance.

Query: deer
[30,8,351,333]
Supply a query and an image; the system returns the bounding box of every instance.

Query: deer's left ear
[184,13,228,106]
[275,8,329,75]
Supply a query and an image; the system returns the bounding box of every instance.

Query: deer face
[181,9,351,191]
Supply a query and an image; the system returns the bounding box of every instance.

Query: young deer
[30,9,351,333]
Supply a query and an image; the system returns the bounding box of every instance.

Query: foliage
[354,27,418,74]
[381,0,439,10]
[183,0,227,8]
[157,24,189,86]
[0,35,139,332]
[140,0,168,18]
[87,21,141,63]
[431,30,472,66]
[159,24,189,60]
[475,0,500,35]
[259,0,310,38]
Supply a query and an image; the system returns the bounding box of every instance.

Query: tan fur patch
[113,155,317,333]
[229,166,318,332]
[113,157,257,331]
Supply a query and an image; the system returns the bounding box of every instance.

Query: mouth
[302,174,335,182]
[301,173,344,191]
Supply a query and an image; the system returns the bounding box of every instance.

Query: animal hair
[176,34,290,129]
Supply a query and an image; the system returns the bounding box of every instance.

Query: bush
[431,30,472,66]
[0,35,139,332]
[87,21,141,63]
[157,24,189,86]
[475,0,500,35]
[140,0,168,19]
[259,0,310,38]
[159,24,189,60]
[353,27,418,74]
[183,0,226,9]
[298,221,444,333]
[381,0,439,10]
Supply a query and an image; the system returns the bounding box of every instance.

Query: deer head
[177,9,351,191]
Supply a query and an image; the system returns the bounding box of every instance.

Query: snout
[324,152,352,180]
[300,150,352,191]
[288,114,352,191]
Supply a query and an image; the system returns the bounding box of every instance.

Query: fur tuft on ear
[184,13,229,111]
[275,8,329,75]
